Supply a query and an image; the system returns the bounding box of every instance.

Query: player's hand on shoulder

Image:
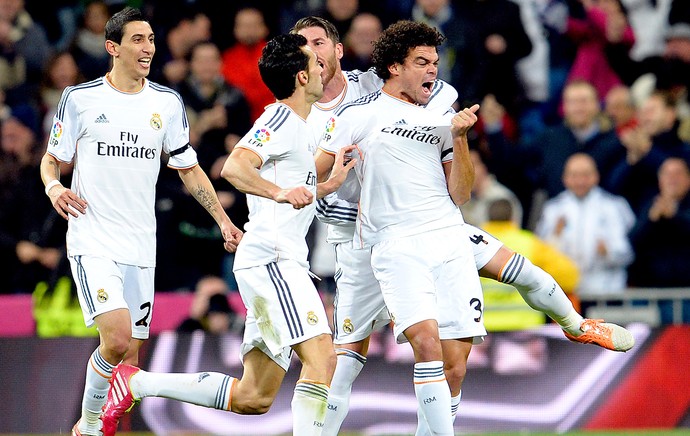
[451,104,480,137]
[276,186,314,209]
[48,185,88,220]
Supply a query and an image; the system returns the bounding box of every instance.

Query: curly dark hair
[258,33,309,100]
[371,20,445,80]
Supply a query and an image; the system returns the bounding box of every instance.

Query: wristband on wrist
[45,179,62,196]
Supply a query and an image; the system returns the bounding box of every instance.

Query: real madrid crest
[97,289,109,303]
[150,113,162,130]
[307,311,318,325]
[343,317,354,334]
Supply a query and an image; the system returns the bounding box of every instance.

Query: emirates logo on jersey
[254,128,271,143]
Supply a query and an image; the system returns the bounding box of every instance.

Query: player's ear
[297,70,308,85]
[105,39,119,57]
[388,62,399,77]
[335,42,344,61]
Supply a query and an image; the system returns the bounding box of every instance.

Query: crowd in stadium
[1,0,689,320]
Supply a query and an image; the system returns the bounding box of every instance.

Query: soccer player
[98,33,356,436]
[294,17,635,435]
[38,7,243,436]
[317,20,486,435]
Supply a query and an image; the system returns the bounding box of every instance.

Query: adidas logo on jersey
[95,114,109,123]
[394,119,408,125]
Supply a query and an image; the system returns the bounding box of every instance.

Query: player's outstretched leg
[101,363,238,436]
[489,251,635,352]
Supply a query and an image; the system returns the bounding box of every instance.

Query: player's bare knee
[443,361,467,389]
[410,335,442,361]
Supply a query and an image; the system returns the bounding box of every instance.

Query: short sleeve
[164,92,197,169]
[318,109,370,155]
[235,106,296,166]
[46,87,80,162]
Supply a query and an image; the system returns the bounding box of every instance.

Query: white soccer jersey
[319,91,464,248]
[46,77,197,267]
[312,72,458,244]
[232,103,318,270]
[307,69,382,144]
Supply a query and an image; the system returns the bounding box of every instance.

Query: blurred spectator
[221,7,273,122]
[608,90,690,213]
[481,80,625,225]
[628,157,690,286]
[628,157,690,322]
[461,149,523,227]
[340,12,381,72]
[481,198,580,331]
[509,0,553,142]
[39,51,84,139]
[537,153,635,295]
[530,80,625,198]
[410,0,457,81]
[322,0,360,39]
[24,0,78,52]
[452,0,532,117]
[0,13,26,96]
[607,22,690,119]
[604,84,638,136]
[528,0,577,129]
[621,0,672,62]
[0,0,52,101]
[177,276,242,334]
[565,0,635,104]
[176,41,251,173]
[70,0,110,81]
[149,8,211,87]
[0,109,68,294]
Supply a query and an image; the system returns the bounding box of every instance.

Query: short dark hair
[290,16,340,44]
[372,20,445,80]
[105,7,147,44]
[259,33,309,100]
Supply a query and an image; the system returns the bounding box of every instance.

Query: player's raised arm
[445,103,480,206]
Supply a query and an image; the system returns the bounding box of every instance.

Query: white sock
[322,348,366,436]
[502,254,583,334]
[130,370,235,410]
[416,391,461,436]
[80,348,115,430]
[292,379,330,436]
[413,361,453,435]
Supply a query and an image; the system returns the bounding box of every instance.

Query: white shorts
[332,241,389,345]
[465,223,503,270]
[69,255,155,340]
[371,226,486,344]
[235,260,331,370]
